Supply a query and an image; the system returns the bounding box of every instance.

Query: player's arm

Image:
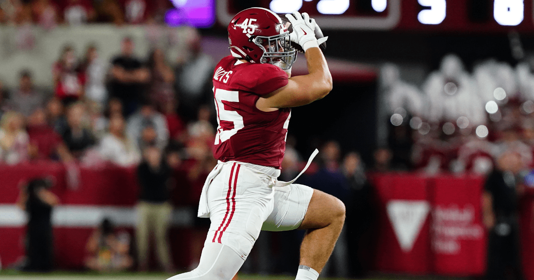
[257,12,332,109]
[258,47,332,109]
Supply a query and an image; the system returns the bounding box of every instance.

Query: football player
[167,8,344,280]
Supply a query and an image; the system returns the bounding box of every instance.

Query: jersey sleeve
[234,64,289,96]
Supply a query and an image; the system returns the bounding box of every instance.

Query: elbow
[318,79,333,100]
[325,78,333,94]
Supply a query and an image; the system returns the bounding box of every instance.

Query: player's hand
[285,12,318,52]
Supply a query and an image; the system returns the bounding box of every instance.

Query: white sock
[295,265,320,280]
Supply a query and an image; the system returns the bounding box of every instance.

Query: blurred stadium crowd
[381,54,534,176]
[0,0,173,26]
[0,28,214,170]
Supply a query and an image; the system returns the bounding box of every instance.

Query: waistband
[217,160,281,178]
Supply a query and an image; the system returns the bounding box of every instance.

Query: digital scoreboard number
[217,0,534,31]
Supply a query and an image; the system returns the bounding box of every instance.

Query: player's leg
[167,162,275,280]
[166,242,244,280]
[262,184,345,280]
[297,190,345,277]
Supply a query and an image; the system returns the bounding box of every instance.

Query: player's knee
[318,192,345,224]
[331,196,346,223]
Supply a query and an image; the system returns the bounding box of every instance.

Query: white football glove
[285,12,318,52]
[306,16,328,47]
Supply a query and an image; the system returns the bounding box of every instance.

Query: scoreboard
[216,0,534,31]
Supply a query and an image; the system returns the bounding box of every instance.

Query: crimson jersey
[212,56,290,169]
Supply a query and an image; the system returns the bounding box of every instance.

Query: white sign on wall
[387,200,430,252]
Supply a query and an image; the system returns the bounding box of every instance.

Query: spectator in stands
[94,0,123,24]
[17,177,58,272]
[136,145,173,272]
[82,44,107,107]
[175,28,213,122]
[105,97,124,118]
[89,98,124,140]
[14,8,35,50]
[127,101,168,150]
[63,0,95,26]
[388,123,413,170]
[31,0,58,30]
[4,0,27,24]
[0,5,5,23]
[139,123,158,151]
[27,108,71,161]
[86,99,106,140]
[455,134,494,175]
[371,147,393,173]
[186,105,214,160]
[10,70,45,118]
[85,218,133,272]
[124,0,148,24]
[163,99,185,144]
[482,150,526,280]
[341,151,373,278]
[62,103,95,159]
[493,126,532,168]
[109,36,150,116]
[0,80,9,120]
[45,97,68,135]
[0,0,16,24]
[320,140,341,169]
[522,120,534,147]
[53,45,85,106]
[147,48,175,112]
[99,113,140,167]
[0,111,29,165]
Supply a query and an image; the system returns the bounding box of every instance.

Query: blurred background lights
[442,122,455,135]
[456,116,469,129]
[493,87,506,101]
[171,0,188,7]
[372,0,387,12]
[270,0,302,13]
[460,126,472,135]
[489,110,502,122]
[165,0,215,28]
[390,113,403,126]
[417,0,446,25]
[443,82,458,96]
[485,100,498,114]
[410,117,422,130]
[493,0,524,26]
[522,100,534,114]
[419,122,431,135]
[317,0,350,15]
[476,125,489,138]
[394,107,407,118]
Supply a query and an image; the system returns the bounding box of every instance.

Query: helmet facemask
[253,33,297,70]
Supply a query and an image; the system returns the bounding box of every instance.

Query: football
[283,18,327,53]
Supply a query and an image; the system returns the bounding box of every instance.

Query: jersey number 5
[214,88,244,145]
